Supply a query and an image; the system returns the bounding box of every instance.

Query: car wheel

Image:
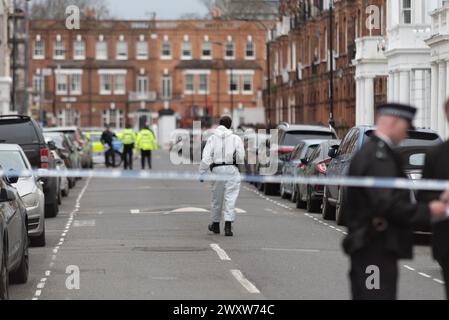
[62,187,69,197]
[296,187,306,209]
[306,189,321,213]
[264,183,278,196]
[57,188,62,205]
[322,186,336,220]
[45,201,59,218]
[0,244,9,300]
[290,185,297,203]
[30,224,46,248]
[335,188,347,226]
[10,230,29,284]
[69,178,76,189]
[280,184,289,199]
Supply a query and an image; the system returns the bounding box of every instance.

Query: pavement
[9,150,447,300]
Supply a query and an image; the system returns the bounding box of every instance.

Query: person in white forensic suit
[199,116,245,236]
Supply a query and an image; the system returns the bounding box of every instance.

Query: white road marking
[235,208,247,214]
[32,177,92,300]
[404,265,415,271]
[418,272,431,278]
[130,209,140,214]
[171,207,209,213]
[210,243,231,261]
[74,219,96,227]
[434,279,445,285]
[230,269,261,294]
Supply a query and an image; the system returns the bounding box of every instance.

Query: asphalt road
[9,150,447,300]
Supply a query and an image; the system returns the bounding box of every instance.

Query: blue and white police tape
[1,168,449,191]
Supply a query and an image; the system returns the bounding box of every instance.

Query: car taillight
[298,163,305,169]
[40,147,49,169]
[316,160,330,174]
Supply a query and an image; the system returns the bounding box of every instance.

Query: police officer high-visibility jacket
[136,128,158,151]
[118,128,137,145]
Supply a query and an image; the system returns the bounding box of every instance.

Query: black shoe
[224,222,233,237]
[208,222,220,234]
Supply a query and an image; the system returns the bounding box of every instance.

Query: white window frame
[161,40,172,60]
[184,74,194,95]
[56,74,68,95]
[225,41,235,60]
[181,41,192,60]
[162,75,171,99]
[228,73,239,94]
[33,74,44,93]
[53,39,65,60]
[402,0,412,24]
[99,74,112,95]
[70,74,82,95]
[137,76,148,95]
[33,37,45,59]
[202,41,212,60]
[245,39,255,60]
[242,74,253,95]
[116,41,128,60]
[96,41,108,60]
[102,109,124,129]
[199,74,209,95]
[73,40,85,60]
[136,41,148,60]
[114,74,126,95]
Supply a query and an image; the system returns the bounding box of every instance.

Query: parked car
[280,139,327,204]
[45,138,70,199]
[322,126,442,226]
[43,131,79,188]
[0,115,59,218]
[297,140,341,213]
[44,127,93,169]
[258,123,337,195]
[0,171,29,299]
[0,145,46,247]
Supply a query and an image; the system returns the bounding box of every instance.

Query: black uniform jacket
[417,140,449,261]
[343,135,430,259]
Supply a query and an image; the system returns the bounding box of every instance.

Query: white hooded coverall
[199,126,245,223]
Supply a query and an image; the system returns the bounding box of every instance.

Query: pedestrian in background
[119,124,136,170]
[101,124,117,168]
[136,125,157,170]
[418,99,449,299]
[199,116,245,237]
[343,103,447,300]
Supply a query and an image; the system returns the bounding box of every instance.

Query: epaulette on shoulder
[375,140,388,160]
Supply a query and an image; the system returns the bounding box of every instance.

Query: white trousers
[211,166,241,223]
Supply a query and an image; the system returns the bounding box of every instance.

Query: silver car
[0,144,46,247]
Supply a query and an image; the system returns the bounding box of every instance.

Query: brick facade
[28,19,271,129]
[265,0,387,135]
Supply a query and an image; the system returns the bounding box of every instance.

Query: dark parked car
[0,115,59,218]
[44,127,93,169]
[259,123,337,195]
[280,139,326,204]
[322,126,442,226]
[0,172,30,300]
[43,131,79,188]
[296,140,341,213]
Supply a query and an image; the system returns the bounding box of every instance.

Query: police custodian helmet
[376,103,417,129]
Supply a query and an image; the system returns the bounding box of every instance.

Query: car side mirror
[328,146,339,159]
[5,169,19,184]
[300,158,308,165]
[0,188,16,202]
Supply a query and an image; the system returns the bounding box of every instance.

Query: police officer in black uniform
[418,99,449,299]
[342,103,447,300]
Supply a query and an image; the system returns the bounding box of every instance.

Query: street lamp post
[328,0,336,129]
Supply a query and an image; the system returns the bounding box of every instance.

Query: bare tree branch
[30,0,111,20]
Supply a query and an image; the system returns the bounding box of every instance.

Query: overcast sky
[106,0,208,19]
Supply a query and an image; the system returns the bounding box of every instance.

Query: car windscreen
[0,150,29,171]
[283,131,336,146]
[0,120,40,144]
[89,134,102,142]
